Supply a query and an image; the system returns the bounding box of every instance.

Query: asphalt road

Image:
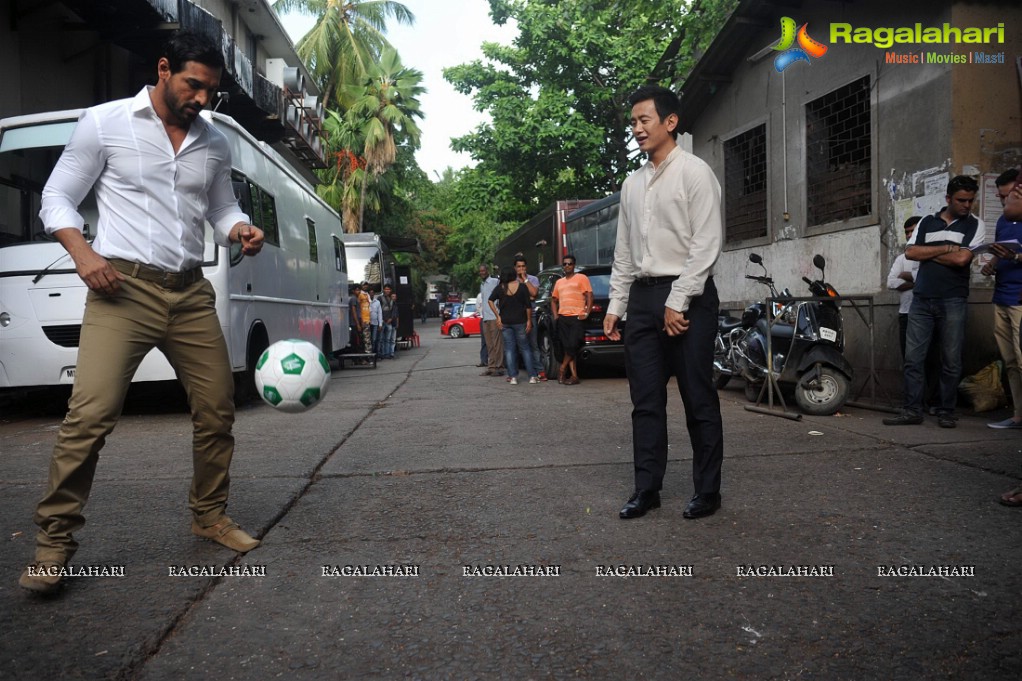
[2,323,1021,680]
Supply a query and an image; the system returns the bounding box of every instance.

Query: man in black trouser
[604,85,725,520]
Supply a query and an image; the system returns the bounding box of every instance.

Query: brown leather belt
[108,258,203,290]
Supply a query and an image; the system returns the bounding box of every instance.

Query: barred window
[806,76,872,227]
[723,124,767,243]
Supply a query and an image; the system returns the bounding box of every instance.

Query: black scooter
[713,254,789,389]
[735,254,853,415]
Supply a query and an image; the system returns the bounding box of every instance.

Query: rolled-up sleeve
[39,110,106,234]
[205,136,248,247]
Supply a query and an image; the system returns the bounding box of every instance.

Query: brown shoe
[19,560,65,595]
[192,517,260,553]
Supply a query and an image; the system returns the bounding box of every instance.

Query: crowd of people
[347,281,400,359]
[884,170,1022,506]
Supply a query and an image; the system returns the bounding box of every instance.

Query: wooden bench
[337,352,377,369]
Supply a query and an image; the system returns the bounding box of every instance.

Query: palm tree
[272,0,415,108]
[343,47,425,231]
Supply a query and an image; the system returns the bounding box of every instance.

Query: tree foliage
[443,0,738,223]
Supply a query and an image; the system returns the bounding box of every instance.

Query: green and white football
[254,339,331,412]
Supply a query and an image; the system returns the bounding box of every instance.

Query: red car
[441,313,481,338]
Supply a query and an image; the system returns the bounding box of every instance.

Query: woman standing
[488,267,539,385]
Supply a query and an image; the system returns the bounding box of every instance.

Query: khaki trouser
[993,304,1022,419]
[482,320,505,371]
[32,275,235,563]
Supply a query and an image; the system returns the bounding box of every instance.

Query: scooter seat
[719,317,744,332]
[756,317,795,340]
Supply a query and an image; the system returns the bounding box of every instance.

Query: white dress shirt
[609,142,723,317]
[886,252,918,314]
[40,87,248,272]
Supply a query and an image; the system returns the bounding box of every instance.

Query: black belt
[108,258,203,290]
[633,275,679,287]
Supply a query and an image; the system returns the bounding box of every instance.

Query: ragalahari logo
[773,17,828,72]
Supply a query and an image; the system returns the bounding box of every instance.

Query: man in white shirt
[20,31,265,595]
[887,216,922,358]
[604,86,724,521]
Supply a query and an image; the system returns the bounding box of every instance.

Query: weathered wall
[691,0,1019,401]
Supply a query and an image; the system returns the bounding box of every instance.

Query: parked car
[533,265,624,377]
[441,313,481,339]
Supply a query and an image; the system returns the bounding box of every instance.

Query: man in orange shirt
[551,255,592,384]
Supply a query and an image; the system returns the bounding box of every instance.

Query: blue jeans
[383,324,397,357]
[527,321,542,374]
[902,296,967,415]
[502,323,537,378]
[371,324,382,355]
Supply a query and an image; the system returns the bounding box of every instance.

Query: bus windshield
[0,119,97,247]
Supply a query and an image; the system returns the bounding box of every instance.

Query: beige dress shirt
[608,142,723,317]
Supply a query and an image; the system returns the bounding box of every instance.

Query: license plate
[819,327,837,342]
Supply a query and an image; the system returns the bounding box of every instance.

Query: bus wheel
[322,327,338,371]
[237,327,268,405]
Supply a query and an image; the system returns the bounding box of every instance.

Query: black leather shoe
[937,413,957,428]
[683,493,721,519]
[619,490,661,519]
[883,412,923,426]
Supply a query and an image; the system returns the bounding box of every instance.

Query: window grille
[724,124,767,243]
[806,76,872,226]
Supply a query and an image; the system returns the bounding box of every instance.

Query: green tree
[321,47,424,232]
[272,0,415,108]
[444,0,738,220]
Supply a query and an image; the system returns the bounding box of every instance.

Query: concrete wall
[0,0,137,119]
[690,0,1020,400]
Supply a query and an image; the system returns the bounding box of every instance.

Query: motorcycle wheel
[794,367,849,416]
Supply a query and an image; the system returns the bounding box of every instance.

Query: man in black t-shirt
[884,175,985,428]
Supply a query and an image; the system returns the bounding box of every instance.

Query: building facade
[678,0,1021,398]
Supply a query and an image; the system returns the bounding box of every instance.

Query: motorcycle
[712,254,790,390]
[730,253,853,416]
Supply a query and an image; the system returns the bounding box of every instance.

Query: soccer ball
[254,339,331,412]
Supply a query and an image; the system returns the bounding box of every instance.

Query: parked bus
[493,199,595,272]
[564,192,620,266]
[0,109,349,392]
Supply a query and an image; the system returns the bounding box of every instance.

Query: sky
[278,0,518,180]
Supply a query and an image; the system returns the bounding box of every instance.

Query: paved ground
[2,323,1021,680]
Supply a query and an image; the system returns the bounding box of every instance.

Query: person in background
[515,254,547,381]
[20,30,264,595]
[883,175,985,429]
[384,291,399,359]
[887,216,922,358]
[377,284,394,358]
[551,255,592,385]
[999,179,1022,507]
[479,264,505,376]
[369,291,383,356]
[348,283,364,352]
[981,169,1022,430]
[358,282,373,354]
[489,266,539,385]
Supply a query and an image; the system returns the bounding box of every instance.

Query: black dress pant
[624,277,724,494]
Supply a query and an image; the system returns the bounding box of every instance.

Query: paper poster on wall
[399,276,409,285]
[981,173,1003,226]
[894,198,916,243]
[914,193,946,218]
[923,173,949,197]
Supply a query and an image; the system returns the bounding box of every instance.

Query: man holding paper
[980,169,1022,430]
